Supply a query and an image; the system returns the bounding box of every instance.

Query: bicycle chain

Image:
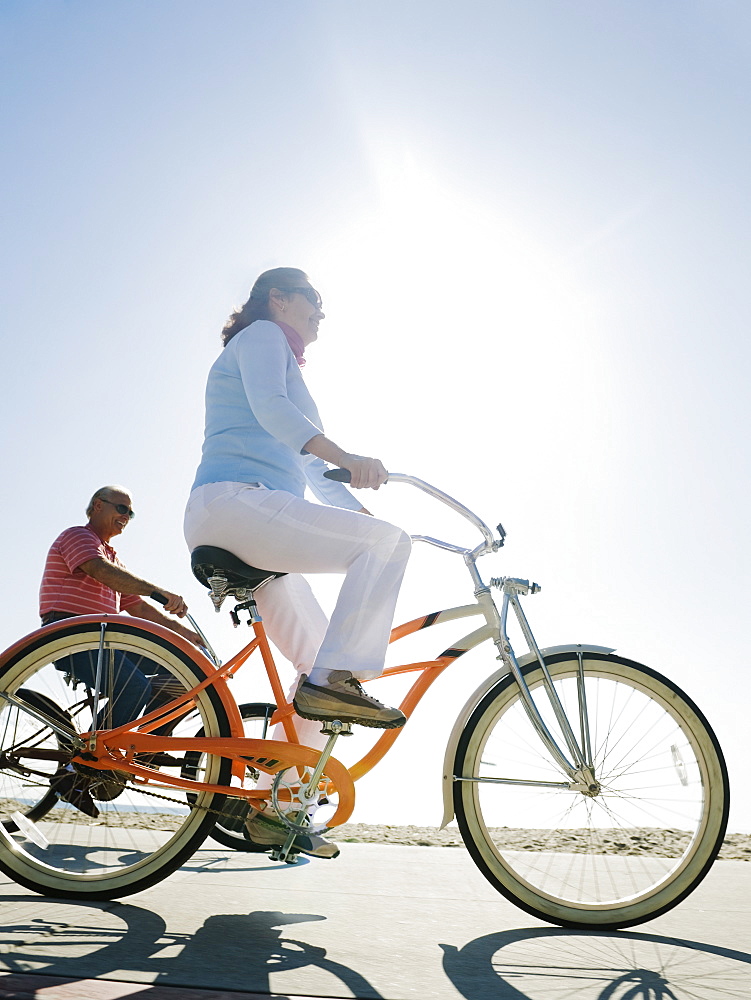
[9,763,256,826]
[117,779,254,824]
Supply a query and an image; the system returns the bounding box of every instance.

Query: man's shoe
[293,671,406,730]
[50,767,100,819]
[244,809,340,860]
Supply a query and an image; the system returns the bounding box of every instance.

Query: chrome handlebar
[324,469,503,557]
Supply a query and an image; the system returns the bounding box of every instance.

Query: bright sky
[1,1,750,832]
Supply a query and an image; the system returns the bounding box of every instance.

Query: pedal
[320,719,353,737]
[269,844,300,864]
[267,825,302,865]
[10,812,49,850]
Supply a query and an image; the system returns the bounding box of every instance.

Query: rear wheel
[454,651,729,928]
[0,620,232,899]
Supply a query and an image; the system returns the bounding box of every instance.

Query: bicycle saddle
[190,546,285,593]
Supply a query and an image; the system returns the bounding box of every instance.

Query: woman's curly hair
[221,267,309,346]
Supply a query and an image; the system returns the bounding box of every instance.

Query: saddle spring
[207,571,228,612]
[207,570,249,612]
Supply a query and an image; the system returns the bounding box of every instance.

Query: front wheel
[0,620,232,899]
[454,651,729,929]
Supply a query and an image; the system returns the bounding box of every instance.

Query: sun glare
[315,149,598,378]
[309,148,607,485]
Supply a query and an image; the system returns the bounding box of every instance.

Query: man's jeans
[55,648,168,730]
[42,613,179,731]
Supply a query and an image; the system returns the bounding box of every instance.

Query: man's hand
[176,625,203,646]
[154,591,188,617]
[126,599,197,639]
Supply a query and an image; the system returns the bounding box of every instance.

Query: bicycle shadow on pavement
[0,896,384,998]
[179,847,313,874]
[440,926,751,999]
[15,842,313,877]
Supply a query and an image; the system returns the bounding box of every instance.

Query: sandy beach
[327,823,751,860]
[3,798,748,859]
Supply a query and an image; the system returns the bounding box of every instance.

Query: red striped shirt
[39,525,142,617]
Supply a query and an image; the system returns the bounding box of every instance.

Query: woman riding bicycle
[183,267,411,853]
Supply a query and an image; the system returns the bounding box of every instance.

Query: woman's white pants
[184,482,411,752]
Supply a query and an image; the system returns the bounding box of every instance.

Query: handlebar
[323,468,503,555]
[150,592,221,666]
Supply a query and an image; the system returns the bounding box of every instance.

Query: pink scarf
[276,322,306,367]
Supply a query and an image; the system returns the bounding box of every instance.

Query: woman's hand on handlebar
[341,455,388,490]
[302,434,388,490]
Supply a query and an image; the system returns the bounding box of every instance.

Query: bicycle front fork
[495,580,595,787]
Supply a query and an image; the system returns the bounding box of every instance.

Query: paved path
[0,844,749,999]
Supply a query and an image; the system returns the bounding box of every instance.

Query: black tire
[182,702,276,852]
[0,620,232,899]
[453,651,729,929]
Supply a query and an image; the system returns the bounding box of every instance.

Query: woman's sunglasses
[287,286,323,310]
[100,499,136,520]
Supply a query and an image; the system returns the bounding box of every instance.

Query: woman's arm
[302,434,388,490]
[237,322,386,495]
[302,454,373,513]
[237,323,323,452]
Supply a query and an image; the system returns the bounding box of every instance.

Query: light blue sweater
[191,320,362,511]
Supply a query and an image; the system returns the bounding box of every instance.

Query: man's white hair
[86,485,131,519]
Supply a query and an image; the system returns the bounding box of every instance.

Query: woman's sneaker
[293,671,406,729]
[244,809,340,860]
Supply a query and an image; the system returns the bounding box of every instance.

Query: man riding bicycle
[39,484,201,815]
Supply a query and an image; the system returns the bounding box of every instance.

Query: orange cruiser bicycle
[0,471,729,929]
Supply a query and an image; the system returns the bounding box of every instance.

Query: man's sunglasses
[287,286,323,310]
[100,499,136,520]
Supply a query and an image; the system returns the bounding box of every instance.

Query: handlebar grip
[150,592,168,606]
[323,468,352,483]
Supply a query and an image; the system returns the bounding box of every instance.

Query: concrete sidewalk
[0,976,319,998]
[0,844,749,999]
